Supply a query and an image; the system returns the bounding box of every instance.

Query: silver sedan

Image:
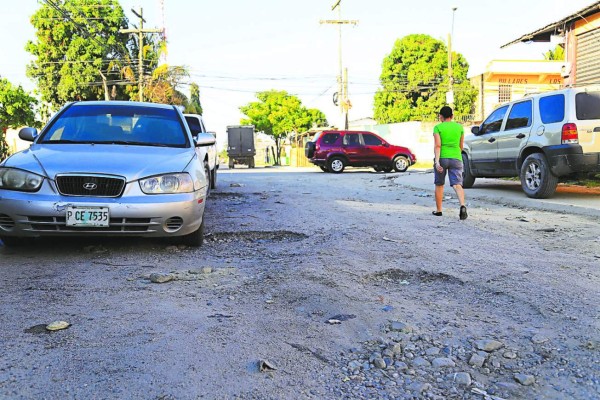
[0,101,215,247]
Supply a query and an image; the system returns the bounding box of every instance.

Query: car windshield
[39,104,189,147]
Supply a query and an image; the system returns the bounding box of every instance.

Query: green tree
[26,0,130,109]
[240,90,327,165]
[543,44,565,61]
[0,78,38,160]
[184,83,203,115]
[373,34,477,123]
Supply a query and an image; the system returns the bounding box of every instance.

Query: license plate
[66,206,110,227]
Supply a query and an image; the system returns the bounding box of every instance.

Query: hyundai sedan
[0,101,215,247]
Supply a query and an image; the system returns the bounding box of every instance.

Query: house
[502,1,600,87]
[469,60,564,121]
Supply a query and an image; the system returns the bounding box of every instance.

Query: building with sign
[502,1,600,87]
[469,60,563,122]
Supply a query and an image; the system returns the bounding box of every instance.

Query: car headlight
[139,173,194,194]
[0,168,44,192]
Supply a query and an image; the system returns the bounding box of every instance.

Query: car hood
[4,144,195,181]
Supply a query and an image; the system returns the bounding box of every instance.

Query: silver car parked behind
[0,101,215,247]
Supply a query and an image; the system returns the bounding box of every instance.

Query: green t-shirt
[433,121,464,160]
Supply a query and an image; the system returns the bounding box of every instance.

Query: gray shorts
[434,158,464,186]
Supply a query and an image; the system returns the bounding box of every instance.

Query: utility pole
[447,7,458,107]
[120,8,162,102]
[320,0,357,129]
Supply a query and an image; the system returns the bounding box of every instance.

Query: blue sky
[1,0,595,143]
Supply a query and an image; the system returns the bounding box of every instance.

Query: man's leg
[435,184,444,212]
[453,184,465,206]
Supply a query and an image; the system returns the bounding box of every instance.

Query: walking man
[432,106,467,220]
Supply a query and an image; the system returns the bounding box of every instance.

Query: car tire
[180,219,205,247]
[229,159,234,169]
[0,236,23,247]
[210,167,217,189]
[393,155,410,172]
[462,153,476,188]
[520,153,558,198]
[204,161,211,197]
[319,166,329,172]
[328,156,345,173]
[305,142,316,158]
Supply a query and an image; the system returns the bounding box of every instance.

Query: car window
[539,94,565,124]
[185,116,202,135]
[480,105,509,134]
[576,91,600,120]
[343,133,361,146]
[40,104,189,147]
[362,133,383,146]
[321,133,340,145]
[505,101,532,130]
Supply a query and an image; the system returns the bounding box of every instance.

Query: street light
[447,6,458,107]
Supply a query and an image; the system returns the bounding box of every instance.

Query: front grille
[0,214,16,230]
[27,216,153,233]
[56,174,126,197]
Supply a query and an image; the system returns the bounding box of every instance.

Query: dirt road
[1,166,599,399]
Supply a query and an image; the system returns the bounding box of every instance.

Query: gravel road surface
[1,166,599,399]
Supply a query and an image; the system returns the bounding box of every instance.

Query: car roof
[70,101,176,110]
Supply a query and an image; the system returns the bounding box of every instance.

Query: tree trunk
[274,138,281,165]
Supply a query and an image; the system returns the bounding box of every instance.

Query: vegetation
[373,34,477,123]
[184,83,203,115]
[26,0,131,109]
[543,45,565,61]
[240,90,327,165]
[0,78,39,160]
[26,0,193,110]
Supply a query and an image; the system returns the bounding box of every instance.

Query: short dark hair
[439,106,453,119]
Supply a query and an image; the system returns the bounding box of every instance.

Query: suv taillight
[561,123,578,144]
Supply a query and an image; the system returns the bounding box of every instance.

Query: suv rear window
[539,94,565,124]
[575,92,600,120]
[321,133,340,145]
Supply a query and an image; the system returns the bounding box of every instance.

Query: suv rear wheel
[520,153,558,198]
[462,153,476,188]
[393,155,410,172]
[328,156,346,173]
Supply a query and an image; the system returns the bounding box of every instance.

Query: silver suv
[463,87,600,198]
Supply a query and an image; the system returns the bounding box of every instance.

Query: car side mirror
[383,142,390,147]
[18,127,38,142]
[194,132,216,147]
[471,126,481,135]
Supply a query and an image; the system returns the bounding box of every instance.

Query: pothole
[206,230,308,244]
[365,268,464,285]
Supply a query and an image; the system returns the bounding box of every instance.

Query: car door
[342,132,363,164]
[469,105,509,175]
[360,132,388,164]
[496,100,533,174]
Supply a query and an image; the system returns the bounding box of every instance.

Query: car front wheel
[393,155,410,172]
[328,156,346,173]
[520,153,558,198]
[180,219,205,247]
[462,153,476,188]
[204,161,211,197]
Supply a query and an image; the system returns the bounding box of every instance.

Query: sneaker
[459,205,468,220]
[432,211,442,216]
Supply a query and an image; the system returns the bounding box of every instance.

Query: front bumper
[545,145,600,176]
[0,180,206,238]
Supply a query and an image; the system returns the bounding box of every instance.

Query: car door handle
[516,133,526,139]
[488,137,496,143]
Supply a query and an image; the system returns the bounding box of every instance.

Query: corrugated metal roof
[501,2,600,48]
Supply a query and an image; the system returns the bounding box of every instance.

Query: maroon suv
[305,130,416,173]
